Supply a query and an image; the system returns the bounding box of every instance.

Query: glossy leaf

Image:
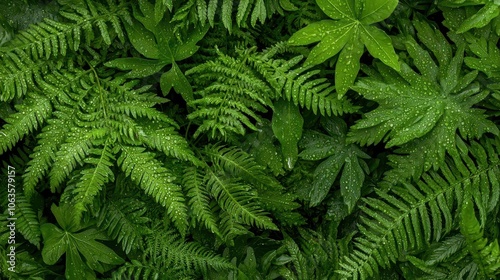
[160,62,194,102]
[272,99,304,170]
[360,25,400,71]
[336,35,364,96]
[360,0,399,24]
[457,2,500,33]
[316,0,356,19]
[303,20,355,66]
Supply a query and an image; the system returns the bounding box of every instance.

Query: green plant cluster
[1,0,500,279]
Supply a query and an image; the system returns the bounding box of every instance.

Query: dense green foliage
[1,0,500,279]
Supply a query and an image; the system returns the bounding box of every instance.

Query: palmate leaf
[348,20,499,184]
[338,136,500,279]
[299,117,369,211]
[41,204,124,280]
[288,0,399,95]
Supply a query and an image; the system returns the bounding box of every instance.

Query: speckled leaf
[336,35,364,96]
[310,152,343,206]
[272,99,304,170]
[340,148,365,212]
[360,25,400,71]
[105,58,166,78]
[299,130,338,160]
[360,0,398,24]
[304,19,355,66]
[160,62,194,102]
[457,2,500,33]
[288,20,345,46]
[316,0,357,20]
[41,204,124,279]
[123,21,159,59]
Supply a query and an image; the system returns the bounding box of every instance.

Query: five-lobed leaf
[41,204,124,280]
[289,0,399,96]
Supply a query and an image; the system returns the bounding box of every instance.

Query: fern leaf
[205,144,283,191]
[118,146,188,235]
[183,166,220,236]
[73,142,115,215]
[97,197,151,254]
[0,95,52,155]
[141,123,202,166]
[338,136,500,279]
[14,194,41,248]
[206,169,278,231]
[461,195,500,278]
[49,127,106,191]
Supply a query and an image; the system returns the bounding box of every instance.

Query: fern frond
[118,145,188,235]
[48,127,106,191]
[206,168,278,230]
[338,136,500,279]
[0,94,52,155]
[205,144,282,191]
[14,194,41,248]
[146,229,234,274]
[0,0,131,101]
[183,166,220,236]
[187,44,356,139]
[97,197,150,254]
[73,141,115,215]
[141,123,202,166]
[461,196,500,278]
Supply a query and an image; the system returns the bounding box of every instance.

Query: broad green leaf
[105,58,166,78]
[316,0,357,19]
[124,21,159,59]
[336,35,364,96]
[40,223,66,265]
[304,20,356,66]
[272,99,304,170]
[74,228,125,270]
[360,0,399,24]
[160,62,194,102]
[300,118,368,208]
[288,20,346,46]
[310,153,343,206]
[457,2,500,33]
[340,149,365,212]
[360,25,400,71]
[41,204,124,279]
[154,0,168,24]
[50,203,79,232]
